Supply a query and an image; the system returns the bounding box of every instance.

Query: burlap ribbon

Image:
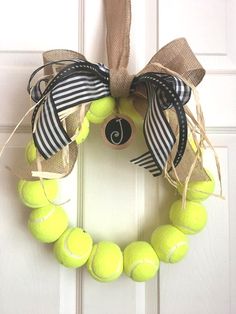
[16,0,210,183]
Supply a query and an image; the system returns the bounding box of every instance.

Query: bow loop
[140,38,205,87]
[139,73,191,109]
[30,77,49,103]
[160,74,192,108]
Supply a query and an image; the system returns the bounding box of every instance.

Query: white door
[0,0,235,313]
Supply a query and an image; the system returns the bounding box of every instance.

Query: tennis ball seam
[20,183,48,208]
[167,241,188,263]
[89,243,123,281]
[174,223,201,234]
[63,229,89,260]
[28,207,56,224]
[129,259,158,279]
[89,244,109,281]
[19,180,58,208]
[25,201,47,208]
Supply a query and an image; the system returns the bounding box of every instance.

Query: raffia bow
[10,0,220,190]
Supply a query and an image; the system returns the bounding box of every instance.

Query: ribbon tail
[33,95,72,159]
[164,75,189,168]
[130,151,162,177]
[131,81,176,176]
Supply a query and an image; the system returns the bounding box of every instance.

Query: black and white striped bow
[29,58,191,177]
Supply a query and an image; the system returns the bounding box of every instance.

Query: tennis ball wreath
[54,227,93,268]
[151,225,189,263]
[25,140,37,164]
[16,94,216,282]
[169,200,207,235]
[17,165,215,281]
[75,116,90,145]
[86,96,115,124]
[123,241,160,282]
[18,179,58,208]
[87,241,123,282]
[2,0,220,285]
[17,128,216,282]
[28,204,68,243]
[177,170,215,201]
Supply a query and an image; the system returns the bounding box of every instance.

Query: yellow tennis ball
[87,241,123,282]
[28,204,68,243]
[17,179,25,197]
[169,200,207,234]
[119,97,143,125]
[25,140,37,164]
[177,170,215,201]
[188,135,198,153]
[75,117,90,144]
[151,225,189,263]
[18,179,58,208]
[54,227,93,268]
[123,241,160,282]
[89,96,115,118]
[86,110,105,124]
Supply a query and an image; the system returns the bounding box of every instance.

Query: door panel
[159,0,236,128]
[0,0,80,310]
[159,0,227,53]
[0,134,76,314]
[0,0,79,51]
[160,142,230,314]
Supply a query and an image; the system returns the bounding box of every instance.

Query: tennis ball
[25,140,37,164]
[86,110,105,124]
[89,96,115,118]
[177,170,215,201]
[54,227,93,268]
[119,97,143,125]
[123,241,160,282]
[75,117,90,144]
[17,179,25,197]
[169,200,207,234]
[87,241,123,282]
[28,204,68,243]
[151,225,189,263]
[18,179,58,208]
[188,135,198,153]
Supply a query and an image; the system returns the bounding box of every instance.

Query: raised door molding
[159,0,236,128]
[0,0,82,312]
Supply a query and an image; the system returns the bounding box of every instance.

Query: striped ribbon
[29,59,191,176]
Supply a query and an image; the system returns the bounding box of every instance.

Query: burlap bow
[18,0,211,183]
